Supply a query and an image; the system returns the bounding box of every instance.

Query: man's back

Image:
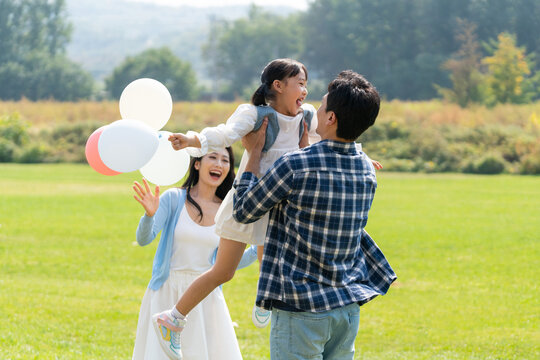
[234,139,393,312]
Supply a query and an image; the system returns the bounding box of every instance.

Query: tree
[105,47,198,101]
[0,52,94,101]
[0,0,94,101]
[202,5,303,99]
[437,19,486,107]
[482,33,535,104]
[301,0,453,100]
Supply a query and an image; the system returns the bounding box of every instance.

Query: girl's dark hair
[180,147,235,221]
[251,58,308,106]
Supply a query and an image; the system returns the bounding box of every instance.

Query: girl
[154,59,318,340]
[132,147,255,360]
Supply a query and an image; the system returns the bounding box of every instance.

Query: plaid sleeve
[233,156,294,224]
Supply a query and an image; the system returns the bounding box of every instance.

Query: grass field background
[0,164,538,359]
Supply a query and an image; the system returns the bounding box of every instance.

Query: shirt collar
[320,139,358,154]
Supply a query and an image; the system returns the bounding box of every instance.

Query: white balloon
[119,78,173,131]
[98,119,159,173]
[140,131,191,186]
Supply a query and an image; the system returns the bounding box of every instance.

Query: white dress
[187,103,320,245]
[132,207,243,360]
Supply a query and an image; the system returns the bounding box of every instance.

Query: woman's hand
[133,179,160,217]
[168,133,200,150]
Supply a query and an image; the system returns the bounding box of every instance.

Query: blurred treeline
[1,101,539,174]
[1,0,540,105]
[1,0,539,174]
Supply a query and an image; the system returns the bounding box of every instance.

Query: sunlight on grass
[0,164,538,359]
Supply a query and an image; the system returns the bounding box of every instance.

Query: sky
[126,0,309,10]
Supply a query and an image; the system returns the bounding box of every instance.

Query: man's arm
[233,119,294,224]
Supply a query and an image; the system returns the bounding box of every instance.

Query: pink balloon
[85,126,122,176]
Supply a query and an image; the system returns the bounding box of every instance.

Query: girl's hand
[371,159,383,170]
[168,133,200,150]
[299,119,309,148]
[133,179,160,217]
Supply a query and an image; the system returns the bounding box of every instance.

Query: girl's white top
[186,103,321,176]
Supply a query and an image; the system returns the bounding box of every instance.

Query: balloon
[140,131,191,186]
[119,78,173,131]
[98,119,159,173]
[85,126,122,176]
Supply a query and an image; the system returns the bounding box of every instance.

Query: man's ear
[327,111,337,126]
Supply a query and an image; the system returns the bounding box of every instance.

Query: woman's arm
[134,181,172,246]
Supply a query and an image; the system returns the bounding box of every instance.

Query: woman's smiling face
[196,148,231,187]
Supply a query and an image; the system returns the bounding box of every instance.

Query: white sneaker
[252,305,271,328]
[152,310,186,360]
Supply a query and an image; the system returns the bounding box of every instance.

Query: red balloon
[85,126,122,176]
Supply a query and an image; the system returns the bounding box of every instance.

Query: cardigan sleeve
[208,245,258,269]
[135,189,174,246]
[185,104,257,157]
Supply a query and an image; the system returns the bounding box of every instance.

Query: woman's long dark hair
[180,147,235,221]
[251,58,308,106]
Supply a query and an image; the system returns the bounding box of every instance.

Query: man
[233,70,396,359]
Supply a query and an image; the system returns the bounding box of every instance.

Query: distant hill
[65,0,299,82]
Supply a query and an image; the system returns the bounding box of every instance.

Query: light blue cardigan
[136,187,257,290]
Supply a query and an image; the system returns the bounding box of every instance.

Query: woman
[132,147,255,360]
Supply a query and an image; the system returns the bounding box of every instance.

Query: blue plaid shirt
[233,139,396,312]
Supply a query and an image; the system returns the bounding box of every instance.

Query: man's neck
[321,133,353,143]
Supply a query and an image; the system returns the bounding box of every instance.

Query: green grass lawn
[0,164,538,359]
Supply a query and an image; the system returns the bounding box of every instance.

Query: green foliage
[0,113,29,162]
[15,144,51,163]
[483,33,536,104]
[41,121,103,163]
[0,0,94,101]
[464,153,507,174]
[0,139,16,162]
[0,0,72,63]
[0,113,29,146]
[0,52,94,101]
[438,20,488,107]
[202,5,304,99]
[105,47,198,101]
[2,100,539,174]
[520,145,540,174]
[300,0,540,101]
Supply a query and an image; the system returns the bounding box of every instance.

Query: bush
[520,148,540,174]
[15,144,51,163]
[382,158,417,172]
[0,113,29,162]
[464,153,507,174]
[0,139,16,162]
[477,155,506,174]
[0,113,29,146]
[42,122,103,163]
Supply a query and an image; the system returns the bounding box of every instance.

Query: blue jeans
[270,302,360,360]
